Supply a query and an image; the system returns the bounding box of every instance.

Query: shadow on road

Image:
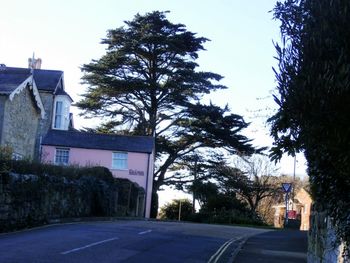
[233,229,307,263]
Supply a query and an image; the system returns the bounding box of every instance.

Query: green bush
[187,209,265,226]
[0,158,115,183]
[159,199,193,221]
[0,145,12,160]
[159,197,265,226]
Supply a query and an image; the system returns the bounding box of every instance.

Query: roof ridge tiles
[54,129,153,139]
[3,66,63,73]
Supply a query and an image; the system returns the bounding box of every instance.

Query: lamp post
[178,199,182,221]
[282,183,292,227]
[292,156,296,211]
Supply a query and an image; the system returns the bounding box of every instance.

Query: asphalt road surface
[0,220,270,263]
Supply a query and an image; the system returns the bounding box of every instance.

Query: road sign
[282,183,292,227]
[282,183,292,193]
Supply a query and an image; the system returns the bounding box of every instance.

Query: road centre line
[60,237,119,255]
[213,237,243,263]
[138,229,152,235]
[208,237,240,263]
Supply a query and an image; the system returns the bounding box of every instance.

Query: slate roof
[0,66,63,94]
[42,130,154,153]
[54,87,73,101]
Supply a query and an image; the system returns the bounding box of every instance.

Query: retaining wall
[0,169,145,232]
[308,207,349,263]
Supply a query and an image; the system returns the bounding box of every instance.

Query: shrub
[159,199,193,221]
[188,209,265,226]
[0,145,12,160]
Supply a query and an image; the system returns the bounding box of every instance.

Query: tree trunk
[150,190,159,218]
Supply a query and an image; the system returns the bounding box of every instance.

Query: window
[55,148,69,165]
[54,101,63,129]
[53,95,72,130]
[112,152,128,170]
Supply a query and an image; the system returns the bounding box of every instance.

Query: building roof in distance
[42,130,154,153]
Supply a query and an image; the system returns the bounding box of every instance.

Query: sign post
[282,183,292,227]
[178,199,182,221]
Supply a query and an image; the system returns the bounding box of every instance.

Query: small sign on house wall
[129,169,144,176]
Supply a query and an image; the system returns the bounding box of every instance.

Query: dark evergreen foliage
[270,0,350,250]
[77,11,259,217]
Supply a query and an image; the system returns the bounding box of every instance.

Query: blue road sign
[282,183,292,193]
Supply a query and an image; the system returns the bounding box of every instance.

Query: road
[234,229,307,263]
[0,220,270,263]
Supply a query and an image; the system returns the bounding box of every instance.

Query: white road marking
[138,229,152,235]
[60,237,119,255]
[208,237,240,263]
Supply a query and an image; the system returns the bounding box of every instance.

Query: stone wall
[308,206,349,263]
[0,167,145,232]
[1,86,40,159]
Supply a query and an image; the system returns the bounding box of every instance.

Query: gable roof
[42,130,154,153]
[6,75,46,118]
[0,66,63,94]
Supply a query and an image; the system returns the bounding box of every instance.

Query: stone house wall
[1,86,40,159]
[0,96,6,143]
[273,188,312,230]
[34,91,54,160]
[295,188,312,231]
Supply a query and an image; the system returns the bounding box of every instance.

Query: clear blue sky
[0,0,306,177]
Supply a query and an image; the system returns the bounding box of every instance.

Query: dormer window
[54,101,63,129]
[52,94,72,130]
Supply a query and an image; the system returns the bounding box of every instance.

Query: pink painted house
[41,129,154,218]
[0,61,155,218]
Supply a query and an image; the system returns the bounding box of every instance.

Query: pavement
[232,229,308,263]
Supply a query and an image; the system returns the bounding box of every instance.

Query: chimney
[28,57,42,69]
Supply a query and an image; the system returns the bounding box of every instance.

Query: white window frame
[54,101,63,129]
[55,148,70,165]
[112,152,128,170]
[52,95,72,130]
